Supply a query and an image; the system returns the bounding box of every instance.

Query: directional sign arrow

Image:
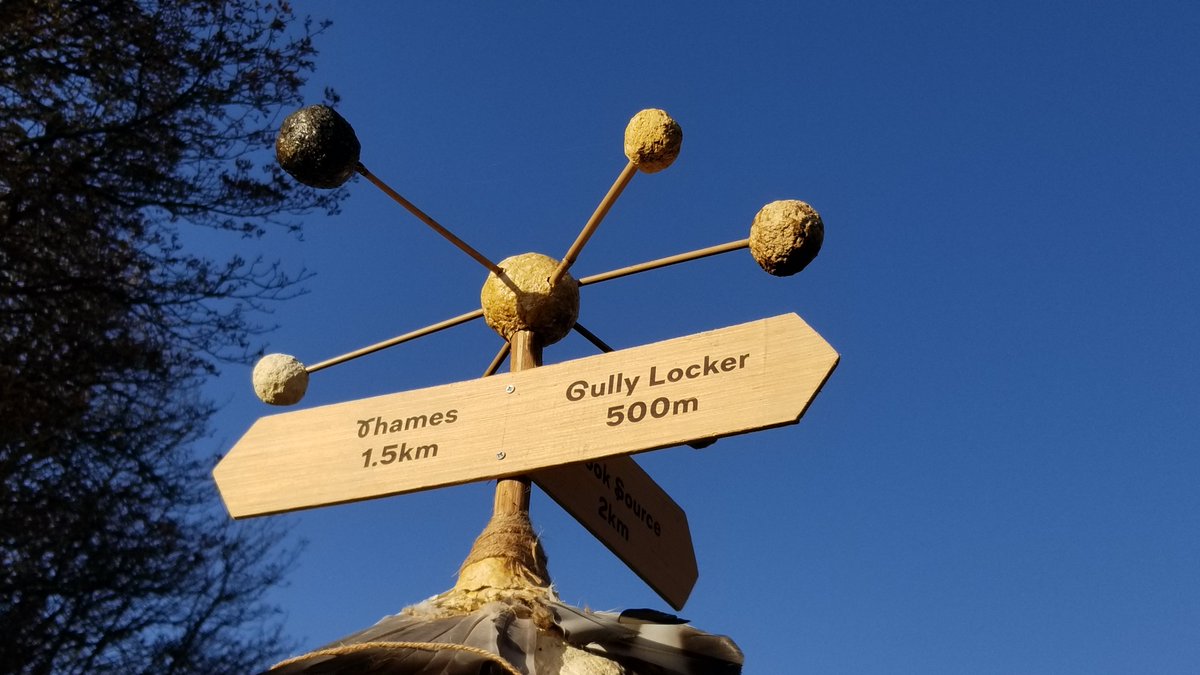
[533,455,697,610]
[213,313,839,518]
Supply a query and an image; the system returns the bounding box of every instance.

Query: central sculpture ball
[481,253,580,346]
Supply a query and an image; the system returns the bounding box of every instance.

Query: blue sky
[203,3,1199,672]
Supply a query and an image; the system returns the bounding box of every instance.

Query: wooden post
[451,330,550,599]
[492,330,540,518]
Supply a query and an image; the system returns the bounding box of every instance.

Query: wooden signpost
[214,313,837,519]
[220,106,837,617]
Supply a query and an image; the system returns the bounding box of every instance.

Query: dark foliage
[0,1,343,672]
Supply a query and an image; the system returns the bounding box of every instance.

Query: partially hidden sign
[534,456,697,610]
[213,313,839,519]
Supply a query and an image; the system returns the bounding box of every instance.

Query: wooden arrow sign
[533,455,697,610]
[213,313,838,518]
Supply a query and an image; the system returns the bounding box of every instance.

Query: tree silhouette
[0,1,343,672]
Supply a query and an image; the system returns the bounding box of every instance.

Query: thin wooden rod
[305,308,484,373]
[572,322,614,353]
[494,331,540,517]
[579,238,750,287]
[481,342,510,378]
[356,163,501,275]
[549,161,638,287]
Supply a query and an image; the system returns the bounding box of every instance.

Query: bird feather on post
[266,598,742,675]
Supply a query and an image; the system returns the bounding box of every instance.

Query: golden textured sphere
[748,200,824,277]
[480,253,579,346]
[624,109,683,173]
[252,353,309,406]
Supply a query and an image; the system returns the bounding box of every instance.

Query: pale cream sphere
[748,200,824,276]
[480,253,580,346]
[252,353,309,406]
[623,109,682,173]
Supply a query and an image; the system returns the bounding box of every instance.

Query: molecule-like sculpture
[249,103,828,674]
[253,104,823,405]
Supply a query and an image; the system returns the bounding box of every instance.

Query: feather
[267,602,536,675]
[266,599,741,675]
[552,602,743,675]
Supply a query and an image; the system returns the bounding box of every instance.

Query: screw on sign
[219,104,837,673]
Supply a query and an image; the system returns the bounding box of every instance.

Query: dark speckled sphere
[275,105,361,189]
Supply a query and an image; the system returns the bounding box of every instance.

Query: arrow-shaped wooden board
[214,313,839,518]
[533,455,698,610]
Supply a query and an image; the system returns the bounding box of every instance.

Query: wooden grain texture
[213,313,838,518]
[533,455,697,610]
[493,330,538,517]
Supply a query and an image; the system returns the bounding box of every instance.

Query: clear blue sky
[203,3,1200,672]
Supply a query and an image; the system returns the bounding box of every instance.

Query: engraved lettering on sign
[564,351,752,429]
[356,409,459,438]
[354,408,458,469]
[565,373,641,401]
[648,353,750,386]
[361,443,439,468]
[585,461,663,541]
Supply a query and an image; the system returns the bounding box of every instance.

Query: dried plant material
[252,353,308,405]
[748,199,824,276]
[276,104,361,188]
[481,253,580,346]
[455,513,551,596]
[624,109,683,173]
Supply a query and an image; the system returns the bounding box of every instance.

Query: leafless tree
[0,2,344,672]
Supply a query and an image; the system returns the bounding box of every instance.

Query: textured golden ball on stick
[624,108,683,173]
[275,104,361,189]
[481,253,580,346]
[748,199,825,277]
[252,353,309,406]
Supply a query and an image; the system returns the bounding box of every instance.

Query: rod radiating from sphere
[306,308,484,374]
[580,239,750,287]
[482,342,510,378]
[572,323,615,353]
[549,161,638,287]
[549,109,684,287]
[356,163,502,275]
[274,104,501,275]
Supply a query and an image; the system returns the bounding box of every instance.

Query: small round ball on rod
[481,253,580,347]
[252,353,309,406]
[275,105,361,189]
[748,199,824,277]
[624,108,683,174]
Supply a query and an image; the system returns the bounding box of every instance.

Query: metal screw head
[496,451,506,460]
[505,385,515,393]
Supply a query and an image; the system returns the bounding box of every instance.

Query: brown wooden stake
[549,160,638,287]
[356,163,502,275]
[579,238,750,287]
[492,330,540,517]
[449,329,550,600]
